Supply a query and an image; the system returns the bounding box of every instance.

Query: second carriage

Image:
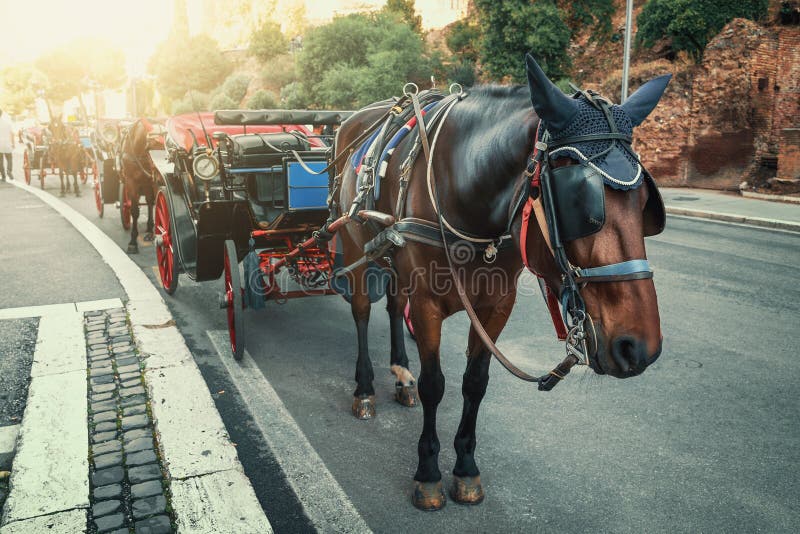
[152,109,394,358]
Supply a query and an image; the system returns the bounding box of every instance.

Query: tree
[148,34,233,101]
[384,0,423,34]
[249,20,289,62]
[296,12,431,108]
[637,0,768,61]
[0,64,48,115]
[473,0,571,83]
[557,0,615,40]
[446,19,480,63]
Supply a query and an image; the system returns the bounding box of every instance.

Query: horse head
[524,54,670,379]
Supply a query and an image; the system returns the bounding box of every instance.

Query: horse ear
[525,54,579,131]
[620,74,672,127]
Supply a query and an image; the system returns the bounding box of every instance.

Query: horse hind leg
[72,167,80,196]
[387,278,417,407]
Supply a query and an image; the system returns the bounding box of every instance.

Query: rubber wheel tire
[223,239,245,361]
[23,150,31,184]
[155,189,179,295]
[94,174,104,217]
[404,300,416,340]
[120,184,132,230]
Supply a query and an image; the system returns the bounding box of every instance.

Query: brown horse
[48,122,83,197]
[119,118,165,253]
[335,54,671,510]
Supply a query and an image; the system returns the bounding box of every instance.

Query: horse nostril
[610,336,647,374]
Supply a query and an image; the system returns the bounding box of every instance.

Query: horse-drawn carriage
[153,109,388,358]
[93,118,166,244]
[151,54,673,511]
[34,121,85,196]
[20,125,47,186]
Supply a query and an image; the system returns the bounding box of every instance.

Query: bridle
[519,90,656,371]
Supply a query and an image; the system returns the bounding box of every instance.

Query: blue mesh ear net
[539,96,644,191]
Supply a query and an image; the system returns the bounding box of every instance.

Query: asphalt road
[52,175,800,533]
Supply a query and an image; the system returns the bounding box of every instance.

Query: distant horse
[335,54,671,510]
[49,123,83,197]
[119,118,164,254]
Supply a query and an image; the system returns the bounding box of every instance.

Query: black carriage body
[159,112,338,283]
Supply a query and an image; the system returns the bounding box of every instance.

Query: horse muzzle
[589,333,662,378]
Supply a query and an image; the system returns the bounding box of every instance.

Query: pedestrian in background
[0,108,14,181]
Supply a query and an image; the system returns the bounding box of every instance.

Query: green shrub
[637,0,768,61]
[209,93,237,111]
[447,60,476,87]
[221,74,251,103]
[171,91,211,114]
[280,82,309,109]
[261,54,298,89]
[247,89,278,110]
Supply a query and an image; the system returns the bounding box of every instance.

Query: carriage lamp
[192,153,219,181]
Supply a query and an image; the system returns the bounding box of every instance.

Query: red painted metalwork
[166,112,324,153]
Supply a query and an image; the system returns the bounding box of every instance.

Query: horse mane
[449,85,536,182]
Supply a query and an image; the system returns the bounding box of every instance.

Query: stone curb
[7,180,272,532]
[741,191,800,204]
[665,206,800,233]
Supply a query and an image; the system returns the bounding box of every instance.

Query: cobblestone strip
[84,308,175,534]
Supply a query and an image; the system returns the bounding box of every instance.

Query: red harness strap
[519,127,568,340]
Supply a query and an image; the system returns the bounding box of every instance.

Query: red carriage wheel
[404,300,416,340]
[23,151,31,184]
[154,190,179,295]
[94,178,104,217]
[120,184,132,230]
[222,239,245,360]
[92,160,98,179]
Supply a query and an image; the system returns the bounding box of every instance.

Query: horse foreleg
[350,285,376,419]
[72,167,80,196]
[387,277,416,407]
[451,293,515,505]
[143,194,155,241]
[411,296,446,511]
[127,193,140,254]
[58,168,66,197]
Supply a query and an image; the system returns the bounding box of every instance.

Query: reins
[410,92,580,390]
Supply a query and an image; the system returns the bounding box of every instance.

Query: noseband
[520,92,656,371]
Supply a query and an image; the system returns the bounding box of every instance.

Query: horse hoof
[450,475,484,505]
[59,191,65,197]
[412,481,446,511]
[143,232,155,242]
[351,395,375,420]
[394,381,417,407]
[127,244,139,254]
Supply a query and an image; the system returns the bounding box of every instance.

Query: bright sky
[0,0,467,76]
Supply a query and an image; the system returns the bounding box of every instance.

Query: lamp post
[621,0,634,103]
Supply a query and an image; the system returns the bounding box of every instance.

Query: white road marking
[170,470,273,534]
[208,330,372,534]
[1,312,88,524]
[0,299,122,320]
[0,509,86,534]
[0,425,19,456]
